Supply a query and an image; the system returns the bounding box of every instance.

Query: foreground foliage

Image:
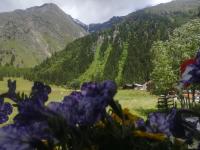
[0,80,192,150]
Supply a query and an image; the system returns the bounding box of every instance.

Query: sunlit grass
[115,90,158,118]
[0,77,73,101]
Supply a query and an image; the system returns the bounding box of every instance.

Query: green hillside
[30,0,200,85]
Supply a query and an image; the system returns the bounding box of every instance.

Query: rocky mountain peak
[27,3,60,11]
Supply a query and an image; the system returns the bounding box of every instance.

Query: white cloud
[0,0,173,24]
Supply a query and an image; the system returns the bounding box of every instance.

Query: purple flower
[14,82,51,125]
[81,82,99,96]
[14,100,48,125]
[0,98,13,124]
[0,122,55,150]
[81,80,117,99]
[136,109,177,137]
[0,101,12,116]
[0,80,118,149]
[146,112,171,136]
[30,82,51,104]
[135,119,146,130]
[48,80,117,126]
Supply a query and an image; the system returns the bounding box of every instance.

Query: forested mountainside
[29,0,200,85]
[0,3,87,67]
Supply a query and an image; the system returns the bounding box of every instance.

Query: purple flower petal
[48,81,117,127]
[0,122,54,150]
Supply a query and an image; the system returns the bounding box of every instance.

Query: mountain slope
[31,0,200,85]
[144,0,200,14]
[88,16,123,33]
[88,0,200,33]
[0,3,87,67]
[74,16,123,33]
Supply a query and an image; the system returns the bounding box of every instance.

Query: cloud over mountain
[0,0,172,24]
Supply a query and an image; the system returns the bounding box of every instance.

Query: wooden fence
[157,95,176,112]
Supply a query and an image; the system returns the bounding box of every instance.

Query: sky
[0,0,173,24]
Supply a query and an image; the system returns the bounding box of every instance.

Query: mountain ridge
[0,3,87,67]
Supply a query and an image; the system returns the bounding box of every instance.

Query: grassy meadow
[0,77,158,126]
